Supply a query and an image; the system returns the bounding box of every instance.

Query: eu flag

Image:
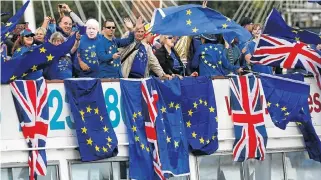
[64,78,118,161]
[180,76,218,155]
[260,73,311,130]
[1,34,76,84]
[152,77,190,176]
[264,8,321,45]
[120,79,154,180]
[150,4,252,44]
[1,0,30,42]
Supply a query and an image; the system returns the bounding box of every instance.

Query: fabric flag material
[1,34,76,84]
[120,79,155,180]
[180,76,218,155]
[10,77,49,180]
[229,74,267,162]
[150,4,252,44]
[308,0,321,5]
[260,73,311,129]
[152,77,190,177]
[251,34,321,89]
[1,0,30,42]
[263,8,321,45]
[64,78,118,161]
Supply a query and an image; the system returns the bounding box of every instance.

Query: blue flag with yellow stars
[64,78,118,162]
[260,73,311,130]
[180,76,218,155]
[120,79,154,180]
[150,4,251,44]
[152,77,190,177]
[1,0,30,42]
[264,8,321,45]
[1,34,76,84]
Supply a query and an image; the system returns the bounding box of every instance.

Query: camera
[58,4,63,8]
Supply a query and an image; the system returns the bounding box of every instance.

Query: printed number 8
[105,88,120,128]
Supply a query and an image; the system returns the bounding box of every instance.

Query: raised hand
[124,18,134,30]
[202,1,208,8]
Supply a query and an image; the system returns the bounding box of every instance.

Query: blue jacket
[13,45,43,80]
[77,34,102,77]
[97,32,134,78]
[43,55,72,80]
[192,43,239,76]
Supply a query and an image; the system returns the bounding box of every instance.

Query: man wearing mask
[120,25,172,79]
[97,17,143,78]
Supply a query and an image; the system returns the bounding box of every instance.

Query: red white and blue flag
[10,77,49,180]
[251,34,321,89]
[229,75,267,162]
[141,80,165,180]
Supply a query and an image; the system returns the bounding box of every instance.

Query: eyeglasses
[166,36,173,39]
[24,35,34,38]
[105,26,116,30]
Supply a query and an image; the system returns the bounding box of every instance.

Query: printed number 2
[105,88,120,128]
[48,90,65,130]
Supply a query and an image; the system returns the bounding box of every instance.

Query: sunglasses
[105,26,116,30]
[166,36,173,40]
[24,35,34,38]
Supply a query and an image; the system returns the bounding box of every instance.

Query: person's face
[86,24,98,39]
[135,27,145,41]
[104,21,116,37]
[13,24,25,35]
[59,17,72,35]
[164,36,174,47]
[52,38,64,46]
[145,33,153,44]
[23,35,34,46]
[252,26,262,38]
[35,30,45,42]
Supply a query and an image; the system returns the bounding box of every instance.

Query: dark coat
[154,45,184,75]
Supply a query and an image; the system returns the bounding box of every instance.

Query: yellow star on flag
[22,73,28,77]
[193,102,198,108]
[188,109,193,116]
[81,126,87,134]
[46,54,54,61]
[209,106,215,112]
[284,112,290,116]
[186,19,192,25]
[215,116,218,122]
[146,147,150,152]
[131,125,137,132]
[86,105,92,113]
[86,138,93,145]
[281,106,287,111]
[79,110,85,116]
[212,135,216,140]
[138,111,142,116]
[133,112,137,119]
[103,126,109,132]
[199,137,205,144]
[107,136,112,143]
[5,32,10,37]
[226,17,231,22]
[267,102,271,107]
[222,23,228,29]
[201,55,205,59]
[295,37,300,41]
[16,47,21,52]
[140,143,145,149]
[199,98,203,104]
[292,30,298,34]
[39,47,47,53]
[94,107,99,114]
[161,106,167,113]
[10,75,17,81]
[296,122,302,126]
[174,141,179,148]
[206,139,210,144]
[107,143,112,149]
[166,136,171,143]
[204,60,208,64]
[186,121,191,128]
[175,104,180,110]
[192,131,197,138]
[135,136,140,142]
[204,101,208,106]
[6,22,12,27]
[102,146,108,152]
[192,27,199,33]
[95,145,100,152]
[275,103,279,107]
[31,65,37,72]
[218,61,222,65]
[100,116,104,121]
[169,102,174,108]
[186,9,192,15]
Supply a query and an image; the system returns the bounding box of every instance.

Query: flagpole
[23,0,36,32]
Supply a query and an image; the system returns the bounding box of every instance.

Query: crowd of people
[1,3,321,81]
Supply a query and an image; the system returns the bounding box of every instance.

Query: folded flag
[64,78,118,161]
[264,8,321,45]
[180,76,218,155]
[260,73,311,129]
[152,77,190,177]
[1,34,76,84]
[251,34,321,89]
[120,79,155,180]
[1,0,30,42]
[10,77,49,180]
[229,74,267,162]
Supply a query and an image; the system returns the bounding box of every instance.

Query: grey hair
[49,32,66,43]
[36,27,47,35]
[85,18,100,32]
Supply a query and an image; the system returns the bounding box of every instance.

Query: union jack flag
[229,75,267,162]
[141,80,165,180]
[251,34,321,89]
[10,77,49,180]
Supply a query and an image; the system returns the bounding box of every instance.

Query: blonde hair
[49,32,65,43]
[36,27,47,35]
[253,24,262,31]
